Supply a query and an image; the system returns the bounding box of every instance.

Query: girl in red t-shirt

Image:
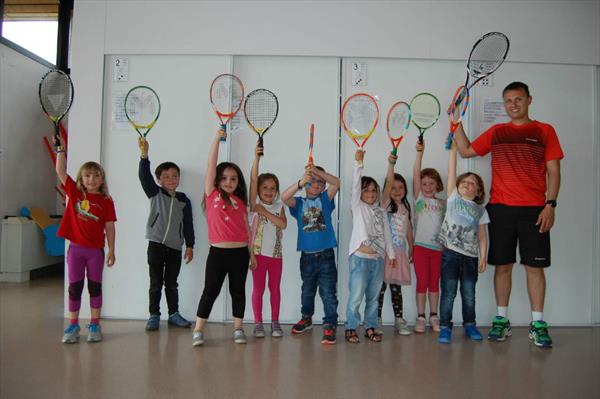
[54,138,116,344]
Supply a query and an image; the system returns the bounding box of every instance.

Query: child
[412,141,445,333]
[192,129,256,346]
[249,145,287,338]
[138,138,195,331]
[54,137,116,344]
[438,142,489,344]
[378,153,414,336]
[282,159,340,345]
[345,149,395,343]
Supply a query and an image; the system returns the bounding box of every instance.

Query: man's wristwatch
[545,199,557,208]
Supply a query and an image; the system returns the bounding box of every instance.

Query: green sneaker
[487,316,512,342]
[529,320,553,348]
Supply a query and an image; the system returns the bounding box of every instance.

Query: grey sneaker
[395,317,412,336]
[62,324,80,344]
[253,323,265,338]
[87,324,103,343]
[233,328,247,344]
[192,330,204,346]
[271,322,283,338]
[168,312,192,328]
[146,314,160,331]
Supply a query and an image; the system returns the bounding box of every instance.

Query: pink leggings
[413,245,442,294]
[252,254,283,323]
[67,243,104,312]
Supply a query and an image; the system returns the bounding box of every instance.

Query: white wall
[0,41,58,258]
[69,0,600,324]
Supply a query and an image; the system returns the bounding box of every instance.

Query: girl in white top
[378,153,414,336]
[249,145,287,338]
[412,141,446,333]
[345,149,395,343]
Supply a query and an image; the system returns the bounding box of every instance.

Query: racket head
[209,73,244,124]
[341,93,379,148]
[386,101,411,152]
[449,85,470,126]
[467,32,510,79]
[410,92,441,131]
[124,86,161,137]
[39,69,74,123]
[243,89,279,140]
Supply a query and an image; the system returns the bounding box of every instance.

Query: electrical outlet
[480,75,493,87]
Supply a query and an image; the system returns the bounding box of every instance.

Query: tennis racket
[410,93,440,144]
[446,32,510,148]
[341,93,379,148]
[386,101,411,156]
[210,73,244,142]
[305,123,315,187]
[243,88,279,153]
[38,69,74,147]
[124,86,161,138]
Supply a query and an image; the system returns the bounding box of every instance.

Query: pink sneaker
[429,315,440,332]
[414,316,426,333]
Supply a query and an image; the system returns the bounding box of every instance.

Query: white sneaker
[429,315,441,332]
[395,317,412,336]
[233,328,247,344]
[414,316,426,333]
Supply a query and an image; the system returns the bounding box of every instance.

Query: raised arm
[205,129,226,196]
[453,123,478,158]
[281,167,310,209]
[313,166,340,200]
[352,149,365,208]
[249,145,262,211]
[447,141,458,198]
[54,138,67,185]
[138,138,159,198]
[412,142,424,199]
[382,154,397,206]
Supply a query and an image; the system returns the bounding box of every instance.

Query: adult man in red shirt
[453,82,563,348]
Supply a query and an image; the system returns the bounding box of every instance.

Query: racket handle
[53,124,61,147]
[391,147,398,156]
[418,134,424,145]
[445,132,453,150]
[258,136,264,152]
[220,123,227,142]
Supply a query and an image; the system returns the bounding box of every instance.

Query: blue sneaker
[61,324,80,344]
[87,323,103,343]
[146,314,160,331]
[464,325,483,341]
[438,327,452,344]
[168,312,192,328]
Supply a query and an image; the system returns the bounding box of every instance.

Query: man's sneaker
[429,315,441,332]
[487,316,512,342]
[253,323,266,338]
[61,324,80,344]
[414,316,426,333]
[146,314,160,331]
[464,325,483,341]
[168,312,192,328]
[395,317,412,336]
[192,330,204,346]
[291,316,313,335]
[271,322,283,338]
[528,320,553,348]
[87,324,103,343]
[233,328,247,344]
[438,327,452,344]
[321,325,336,345]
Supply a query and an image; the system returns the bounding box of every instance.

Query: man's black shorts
[486,204,551,268]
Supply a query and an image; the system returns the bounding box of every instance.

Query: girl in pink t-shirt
[193,129,256,347]
[249,145,287,338]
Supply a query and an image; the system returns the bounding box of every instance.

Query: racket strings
[125,88,160,127]
[410,94,440,129]
[344,98,378,138]
[211,76,244,115]
[387,105,411,138]
[245,90,278,133]
[469,34,509,77]
[40,72,73,118]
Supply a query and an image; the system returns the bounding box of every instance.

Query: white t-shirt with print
[250,199,284,258]
[414,193,445,251]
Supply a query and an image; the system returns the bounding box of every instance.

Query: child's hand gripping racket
[124,86,161,139]
[446,31,510,148]
[210,73,244,142]
[243,88,279,154]
[410,92,440,144]
[386,101,411,156]
[341,93,379,149]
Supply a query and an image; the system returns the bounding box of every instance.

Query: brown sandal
[364,327,382,342]
[345,329,360,343]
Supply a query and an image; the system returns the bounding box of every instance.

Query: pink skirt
[384,247,411,286]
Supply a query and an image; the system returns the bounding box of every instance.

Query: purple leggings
[67,243,104,312]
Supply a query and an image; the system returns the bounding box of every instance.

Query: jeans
[346,254,384,330]
[299,248,338,326]
[439,248,479,328]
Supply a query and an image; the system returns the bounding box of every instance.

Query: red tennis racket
[386,101,411,156]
